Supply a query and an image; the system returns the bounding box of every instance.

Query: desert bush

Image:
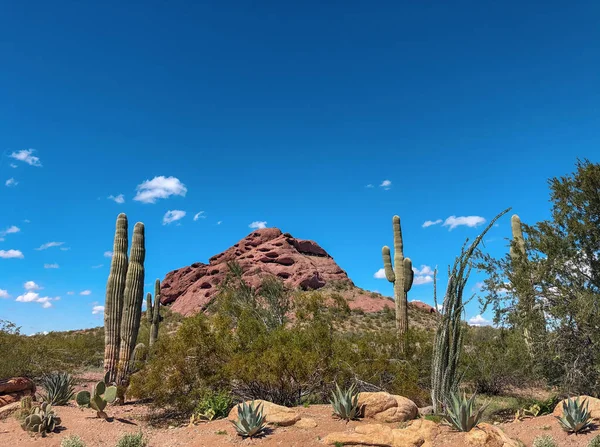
[588,435,600,447]
[115,432,146,447]
[532,435,558,447]
[39,371,75,405]
[61,435,86,447]
[193,389,233,420]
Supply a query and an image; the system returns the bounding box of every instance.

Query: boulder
[294,417,317,428]
[358,392,418,422]
[0,377,35,395]
[324,419,438,447]
[228,400,300,427]
[465,423,522,447]
[552,395,600,419]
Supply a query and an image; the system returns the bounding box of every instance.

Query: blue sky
[1,1,598,333]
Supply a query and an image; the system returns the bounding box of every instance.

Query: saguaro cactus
[116,222,146,386]
[104,214,129,383]
[149,279,161,348]
[382,215,414,345]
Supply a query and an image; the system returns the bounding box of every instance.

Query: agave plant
[39,371,75,406]
[231,401,268,438]
[555,397,594,434]
[442,391,487,432]
[20,402,61,436]
[330,382,360,422]
[75,371,117,419]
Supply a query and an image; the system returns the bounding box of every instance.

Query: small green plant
[532,435,558,447]
[334,442,344,447]
[75,371,117,419]
[215,430,227,435]
[61,434,87,447]
[330,383,360,422]
[115,432,147,447]
[193,390,233,421]
[20,402,61,437]
[14,396,34,422]
[588,435,600,447]
[231,401,268,438]
[39,371,75,406]
[555,397,594,434]
[442,391,487,432]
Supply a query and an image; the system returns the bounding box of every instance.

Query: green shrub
[588,435,600,447]
[231,401,267,438]
[39,371,75,406]
[330,383,360,421]
[555,397,593,433]
[61,435,86,447]
[443,391,487,432]
[193,389,233,420]
[532,435,558,447]
[115,432,146,447]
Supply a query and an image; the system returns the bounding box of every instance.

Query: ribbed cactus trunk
[382,215,414,351]
[146,293,153,323]
[116,222,145,388]
[104,214,129,383]
[149,279,161,348]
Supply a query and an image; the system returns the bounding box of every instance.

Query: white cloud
[422,219,442,228]
[92,305,104,315]
[0,289,9,298]
[380,180,392,190]
[134,176,187,204]
[104,251,113,258]
[9,163,17,168]
[44,263,59,269]
[436,304,443,311]
[249,221,267,229]
[374,268,386,279]
[163,210,186,225]
[472,281,484,291]
[468,315,492,326]
[413,265,434,285]
[5,178,18,187]
[23,219,30,223]
[80,290,92,296]
[60,247,70,251]
[24,281,42,291]
[91,264,103,269]
[108,194,125,204]
[15,291,58,308]
[0,225,20,237]
[443,216,486,230]
[0,249,24,259]
[67,291,75,295]
[10,149,42,167]
[217,221,222,225]
[193,211,206,221]
[365,184,374,188]
[35,241,64,250]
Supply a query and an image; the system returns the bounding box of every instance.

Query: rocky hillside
[160,228,435,317]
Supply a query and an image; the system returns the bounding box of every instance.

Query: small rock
[228,400,300,427]
[295,417,317,428]
[418,406,434,416]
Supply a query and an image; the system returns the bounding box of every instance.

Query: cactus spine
[382,215,414,346]
[116,222,146,387]
[149,279,161,348]
[104,213,128,383]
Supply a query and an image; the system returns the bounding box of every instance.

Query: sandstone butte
[160,227,436,316]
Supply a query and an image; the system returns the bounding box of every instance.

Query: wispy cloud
[108,194,125,204]
[24,281,42,291]
[422,219,442,228]
[0,226,20,237]
[0,289,9,298]
[468,315,491,326]
[193,211,206,221]
[10,149,42,167]
[91,264,104,269]
[380,180,392,190]
[16,292,59,308]
[134,176,187,204]
[92,305,104,315]
[217,221,222,225]
[35,241,64,251]
[0,249,24,259]
[44,263,59,269]
[5,178,18,187]
[365,184,374,188]
[67,291,75,295]
[80,290,92,296]
[9,163,17,168]
[163,210,186,225]
[413,265,435,285]
[443,215,486,230]
[472,281,484,292]
[249,221,267,229]
[60,247,70,251]
[104,251,113,258]
[374,268,386,279]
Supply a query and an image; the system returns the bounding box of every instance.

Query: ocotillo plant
[430,208,510,413]
[148,279,161,348]
[382,215,414,347]
[103,213,146,400]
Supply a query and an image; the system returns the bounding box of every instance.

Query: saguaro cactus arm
[146,292,153,322]
[149,279,161,348]
[382,246,395,282]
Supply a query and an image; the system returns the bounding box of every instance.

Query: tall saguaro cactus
[382,215,414,346]
[149,279,161,348]
[104,214,129,383]
[103,214,146,398]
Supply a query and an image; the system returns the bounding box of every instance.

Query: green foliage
[75,372,118,419]
[39,371,75,406]
[588,435,600,447]
[442,391,487,432]
[61,435,87,447]
[532,435,558,447]
[193,389,233,421]
[20,402,61,436]
[231,401,268,438]
[330,383,360,421]
[555,397,593,434]
[115,432,147,447]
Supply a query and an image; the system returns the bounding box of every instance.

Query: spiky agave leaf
[555,397,594,433]
[231,401,267,438]
[39,372,75,406]
[330,383,360,421]
[443,391,487,432]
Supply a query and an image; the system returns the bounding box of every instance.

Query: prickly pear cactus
[75,371,117,419]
